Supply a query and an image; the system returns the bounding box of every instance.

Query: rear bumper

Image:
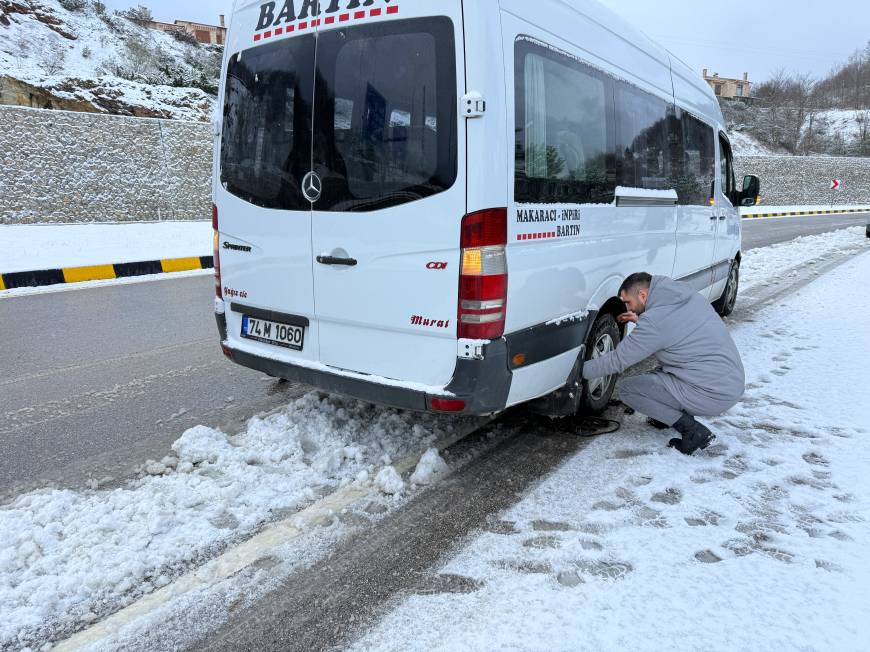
[215,313,512,415]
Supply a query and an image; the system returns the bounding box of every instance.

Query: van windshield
[220,17,457,213]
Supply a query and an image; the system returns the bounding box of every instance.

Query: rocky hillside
[0,0,220,121]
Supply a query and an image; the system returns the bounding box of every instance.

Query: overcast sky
[103,0,869,83]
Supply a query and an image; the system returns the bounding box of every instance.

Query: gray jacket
[582,276,745,403]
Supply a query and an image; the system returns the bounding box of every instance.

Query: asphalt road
[0,278,308,498]
[741,211,869,249]
[1,213,867,499]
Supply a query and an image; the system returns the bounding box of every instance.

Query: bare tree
[40,40,67,76]
[789,73,816,154]
[855,110,870,155]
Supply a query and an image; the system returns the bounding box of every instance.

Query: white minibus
[212,0,761,417]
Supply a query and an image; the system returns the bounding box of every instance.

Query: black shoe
[669,413,715,455]
[647,418,670,430]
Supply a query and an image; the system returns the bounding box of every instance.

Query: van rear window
[220,17,457,213]
[313,17,457,212]
[220,36,315,211]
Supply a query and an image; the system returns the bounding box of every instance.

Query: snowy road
[1,218,867,500]
[1,225,869,651]
[184,229,870,652]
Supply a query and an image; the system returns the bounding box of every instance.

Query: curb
[741,208,869,219]
[0,256,214,291]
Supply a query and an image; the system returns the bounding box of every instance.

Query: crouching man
[582,273,745,455]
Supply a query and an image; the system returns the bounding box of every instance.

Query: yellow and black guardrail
[742,208,869,219]
[0,256,213,291]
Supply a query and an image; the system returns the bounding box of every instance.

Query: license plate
[241,315,305,351]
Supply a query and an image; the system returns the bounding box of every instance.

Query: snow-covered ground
[1,227,868,650]
[0,0,217,121]
[729,130,782,157]
[742,204,870,216]
[738,226,868,296]
[351,251,870,652]
[810,109,869,146]
[0,221,211,273]
[0,396,470,648]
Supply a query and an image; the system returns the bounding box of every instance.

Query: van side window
[718,133,736,204]
[514,39,615,204]
[674,112,716,205]
[614,81,670,190]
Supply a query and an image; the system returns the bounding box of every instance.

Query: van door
[217,33,320,365]
[710,132,739,298]
[309,10,466,387]
[672,110,717,297]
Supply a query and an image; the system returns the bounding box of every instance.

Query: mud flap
[527,346,586,419]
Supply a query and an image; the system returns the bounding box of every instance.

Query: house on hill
[148,15,227,45]
[703,69,753,102]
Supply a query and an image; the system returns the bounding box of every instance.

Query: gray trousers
[618,372,739,427]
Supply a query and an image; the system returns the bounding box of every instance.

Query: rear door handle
[718,215,727,221]
[316,255,357,267]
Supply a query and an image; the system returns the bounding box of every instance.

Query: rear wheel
[580,314,620,415]
[712,260,739,317]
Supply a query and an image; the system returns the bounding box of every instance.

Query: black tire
[580,313,621,415]
[712,260,739,317]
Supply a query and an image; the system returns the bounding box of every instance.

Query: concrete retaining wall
[1,104,868,224]
[0,105,212,224]
[736,155,870,206]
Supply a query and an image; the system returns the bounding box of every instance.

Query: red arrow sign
[831,179,841,190]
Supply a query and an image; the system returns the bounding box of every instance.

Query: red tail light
[212,204,222,299]
[458,208,507,340]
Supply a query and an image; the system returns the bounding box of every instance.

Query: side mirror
[741,175,760,207]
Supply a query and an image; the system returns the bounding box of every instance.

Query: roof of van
[227,0,724,128]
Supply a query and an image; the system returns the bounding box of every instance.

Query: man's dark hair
[619,272,652,296]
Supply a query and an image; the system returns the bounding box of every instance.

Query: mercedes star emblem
[302,171,322,203]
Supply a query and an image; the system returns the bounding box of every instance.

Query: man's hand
[617,311,638,324]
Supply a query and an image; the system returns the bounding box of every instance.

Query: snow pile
[375,466,405,495]
[738,225,869,294]
[410,448,450,486]
[0,0,219,120]
[350,252,870,652]
[0,392,468,648]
